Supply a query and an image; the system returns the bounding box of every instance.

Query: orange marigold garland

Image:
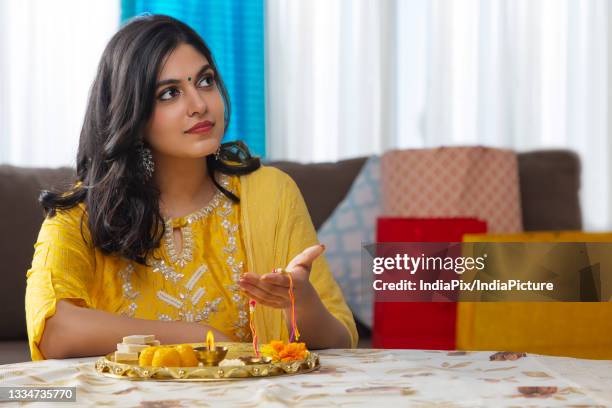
[261,340,307,362]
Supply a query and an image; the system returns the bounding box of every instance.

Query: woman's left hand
[238,244,325,309]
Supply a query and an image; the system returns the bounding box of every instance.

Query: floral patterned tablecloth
[0,348,611,407]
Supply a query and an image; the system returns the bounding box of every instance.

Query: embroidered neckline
[163,174,231,268]
[163,174,230,228]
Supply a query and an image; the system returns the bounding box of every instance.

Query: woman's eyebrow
[156,64,213,88]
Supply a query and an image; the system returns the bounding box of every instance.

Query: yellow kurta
[26,166,358,360]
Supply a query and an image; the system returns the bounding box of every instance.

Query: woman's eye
[158,87,181,101]
[197,74,215,88]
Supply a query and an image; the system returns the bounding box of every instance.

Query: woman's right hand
[39,299,230,359]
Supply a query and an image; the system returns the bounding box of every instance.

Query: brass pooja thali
[95,342,320,381]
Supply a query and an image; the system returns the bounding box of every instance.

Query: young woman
[25,15,357,360]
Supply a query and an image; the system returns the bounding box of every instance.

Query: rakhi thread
[249,299,259,357]
[286,271,300,342]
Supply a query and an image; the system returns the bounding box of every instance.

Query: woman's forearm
[39,299,230,359]
[285,285,352,349]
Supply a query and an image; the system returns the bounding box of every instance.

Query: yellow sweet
[175,344,198,367]
[151,347,181,367]
[138,346,159,367]
[137,344,201,367]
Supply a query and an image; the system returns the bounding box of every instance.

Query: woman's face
[145,43,225,160]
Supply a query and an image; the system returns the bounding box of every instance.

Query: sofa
[0,150,582,363]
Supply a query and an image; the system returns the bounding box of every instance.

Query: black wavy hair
[40,14,260,265]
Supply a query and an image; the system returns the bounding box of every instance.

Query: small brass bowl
[193,346,228,366]
[239,356,273,365]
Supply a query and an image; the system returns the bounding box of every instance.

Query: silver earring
[138,143,155,181]
[214,145,221,161]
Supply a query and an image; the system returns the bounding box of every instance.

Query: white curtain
[0,0,119,168]
[266,0,611,231]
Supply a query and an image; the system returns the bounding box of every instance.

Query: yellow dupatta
[240,166,358,347]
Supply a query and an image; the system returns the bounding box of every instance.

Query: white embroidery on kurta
[151,259,184,283]
[157,291,183,309]
[185,265,207,291]
[118,264,139,317]
[191,287,205,305]
[119,264,139,299]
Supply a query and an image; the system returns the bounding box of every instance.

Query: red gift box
[372,217,487,349]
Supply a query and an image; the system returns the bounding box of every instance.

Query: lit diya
[193,330,228,366]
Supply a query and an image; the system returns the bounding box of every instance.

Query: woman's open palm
[238,244,325,309]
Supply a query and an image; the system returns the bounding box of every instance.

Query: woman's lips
[185,121,214,134]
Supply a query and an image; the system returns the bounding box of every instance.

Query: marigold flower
[261,341,308,362]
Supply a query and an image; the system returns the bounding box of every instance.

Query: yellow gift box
[457,232,612,359]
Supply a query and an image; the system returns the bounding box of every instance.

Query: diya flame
[206,330,215,350]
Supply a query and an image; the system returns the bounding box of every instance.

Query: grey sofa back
[0,150,581,340]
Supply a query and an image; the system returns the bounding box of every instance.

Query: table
[1,349,611,407]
